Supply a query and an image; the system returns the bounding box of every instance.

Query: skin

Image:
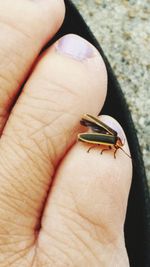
[0,0,132,266]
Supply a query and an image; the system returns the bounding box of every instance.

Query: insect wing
[80,118,107,133]
[78,133,117,146]
[81,114,117,136]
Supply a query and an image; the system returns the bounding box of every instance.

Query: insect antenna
[119,147,132,159]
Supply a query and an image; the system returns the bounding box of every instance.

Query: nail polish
[56,34,94,61]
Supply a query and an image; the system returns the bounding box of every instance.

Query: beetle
[78,114,131,158]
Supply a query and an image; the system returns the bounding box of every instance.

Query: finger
[0,35,107,237]
[0,0,65,132]
[39,116,132,266]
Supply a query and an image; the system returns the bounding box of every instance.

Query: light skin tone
[0,0,132,266]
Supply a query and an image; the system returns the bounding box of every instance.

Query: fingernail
[56,34,94,61]
[100,116,126,143]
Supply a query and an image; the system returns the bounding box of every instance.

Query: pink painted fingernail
[56,34,94,61]
[101,116,126,144]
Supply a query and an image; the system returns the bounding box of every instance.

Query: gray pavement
[72,0,150,187]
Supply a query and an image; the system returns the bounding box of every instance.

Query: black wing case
[78,133,117,145]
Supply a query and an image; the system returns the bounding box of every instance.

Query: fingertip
[53,33,108,113]
[77,114,133,199]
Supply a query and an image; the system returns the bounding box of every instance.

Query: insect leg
[87,145,99,153]
[101,146,112,155]
[114,147,118,159]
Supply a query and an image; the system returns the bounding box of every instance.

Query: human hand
[0,1,132,266]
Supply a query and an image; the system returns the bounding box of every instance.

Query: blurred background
[72,0,150,187]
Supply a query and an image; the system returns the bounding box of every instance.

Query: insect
[78,114,131,158]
